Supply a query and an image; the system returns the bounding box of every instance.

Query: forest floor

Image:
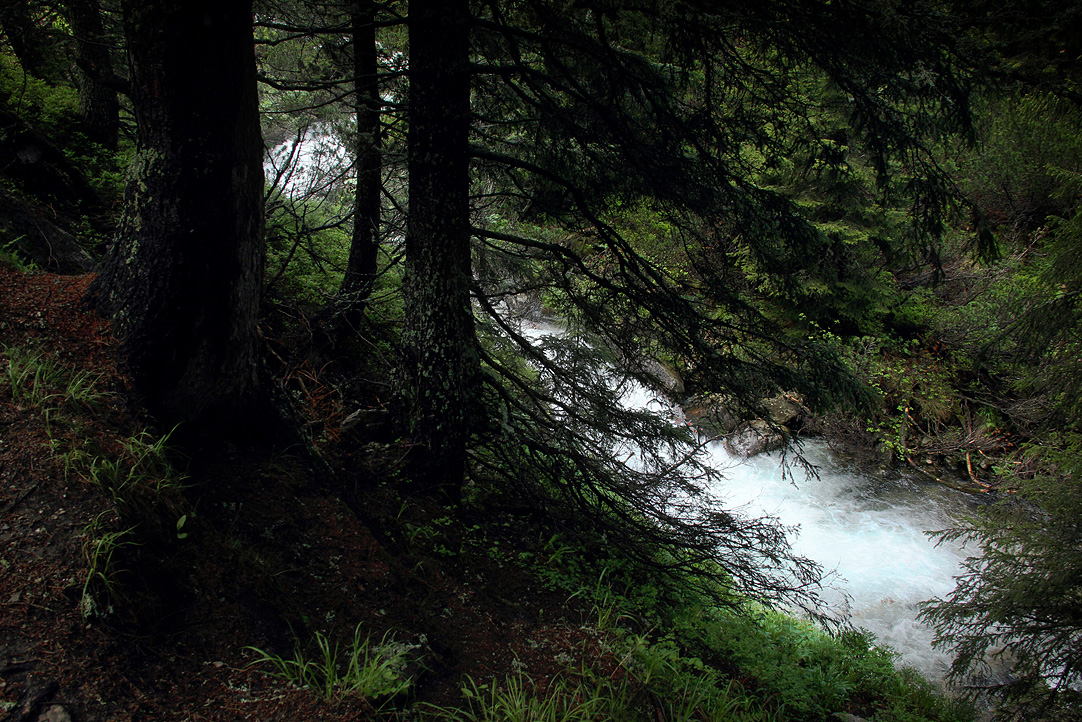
[0,266,625,721]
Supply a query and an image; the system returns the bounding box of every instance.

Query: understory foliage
[423,630,969,722]
[0,50,126,201]
[7,0,1082,719]
[372,490,974,722]
[1,342,187,620]
[518,534,971,722]
[920,437,1082,721]
[247,627,414,705]
[264,188,352,304]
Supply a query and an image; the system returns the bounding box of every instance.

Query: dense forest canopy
[1,0,1082,718]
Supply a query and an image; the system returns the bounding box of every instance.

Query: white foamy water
[704,442,973,678]
[514,318,974,679]
[265,123,350,198]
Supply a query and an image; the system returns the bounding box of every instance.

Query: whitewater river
[705,442,976,679]
[627,375,978,679]
[523,321,979,680]
[267,123,982,680]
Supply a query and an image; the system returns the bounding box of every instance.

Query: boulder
[0,107,104,210]
[761,392,807,429]
[723,419,787,458]
[682,393,741,436]
[639,357,684,395]
[832,714,868,722]
[965,646,1019,690]
[606,341,685,396]
[38,705,73,722]
[0,189,95,274]
[504,292,543,322]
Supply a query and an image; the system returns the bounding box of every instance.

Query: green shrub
[0,51,126,202]
[80,514,137,619]
[0,52,80,135]
[246,626,415,704]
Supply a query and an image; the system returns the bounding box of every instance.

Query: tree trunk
[338,0,381,304]
[396,0,478,496]
[0,1,51,79]
[64,0,120,150]
[87,0,265,435]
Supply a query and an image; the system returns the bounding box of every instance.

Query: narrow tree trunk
[0,1,50,79]
[87,0,265,434]
[396,0,478,496]
[64,0,119,150]
[338,0,381,304]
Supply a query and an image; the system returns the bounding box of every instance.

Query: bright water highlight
[519,319,976,680]
[704,442,975,679]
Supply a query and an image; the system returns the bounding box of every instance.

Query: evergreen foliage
[921,436,1082,720]
[1006,95,1082,424]
[460,0,977,614]
[917,91,1082,721]
[9,1,1082,718]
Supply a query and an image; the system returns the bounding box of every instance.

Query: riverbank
[516,321,977,682]
[0,266,976,721]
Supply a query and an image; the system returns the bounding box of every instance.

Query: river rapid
[704,442,976,680]
[523,320,978,681]
[268,124,980,681]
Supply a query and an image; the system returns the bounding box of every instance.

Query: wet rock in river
[723,419,788,458]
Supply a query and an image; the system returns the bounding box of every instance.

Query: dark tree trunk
[87,0,265,434]
[338,0,381,304]
[0,1,51,79]
[396,0,478,496]
[64,0,119,150]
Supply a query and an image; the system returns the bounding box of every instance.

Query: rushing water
[520,320,977,680]
[702,442,976,679]
[269,123,981,680]
[625,378,975,677]
[265,123,350,198]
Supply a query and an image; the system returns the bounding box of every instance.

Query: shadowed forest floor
[0,267,630,721]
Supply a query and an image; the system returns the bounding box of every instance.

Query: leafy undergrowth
[0,266,972,721]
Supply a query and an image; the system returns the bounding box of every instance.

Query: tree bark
[0,1,51,79]
[338,0,381,304]
[87,0,265,434]
[64,0,120,150]
[396,0,479,496]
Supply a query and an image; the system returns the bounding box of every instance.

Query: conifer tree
[63,0,121,150]
[921,437,1082,719]
[921,88,1082,722]
[395,0,977,606]
[88,0,268,434]
[395,0,479,495]
[337,0,383,304]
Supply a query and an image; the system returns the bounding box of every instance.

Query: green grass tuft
[246,626,415,704]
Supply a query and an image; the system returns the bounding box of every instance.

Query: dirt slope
[0,267,606,721]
